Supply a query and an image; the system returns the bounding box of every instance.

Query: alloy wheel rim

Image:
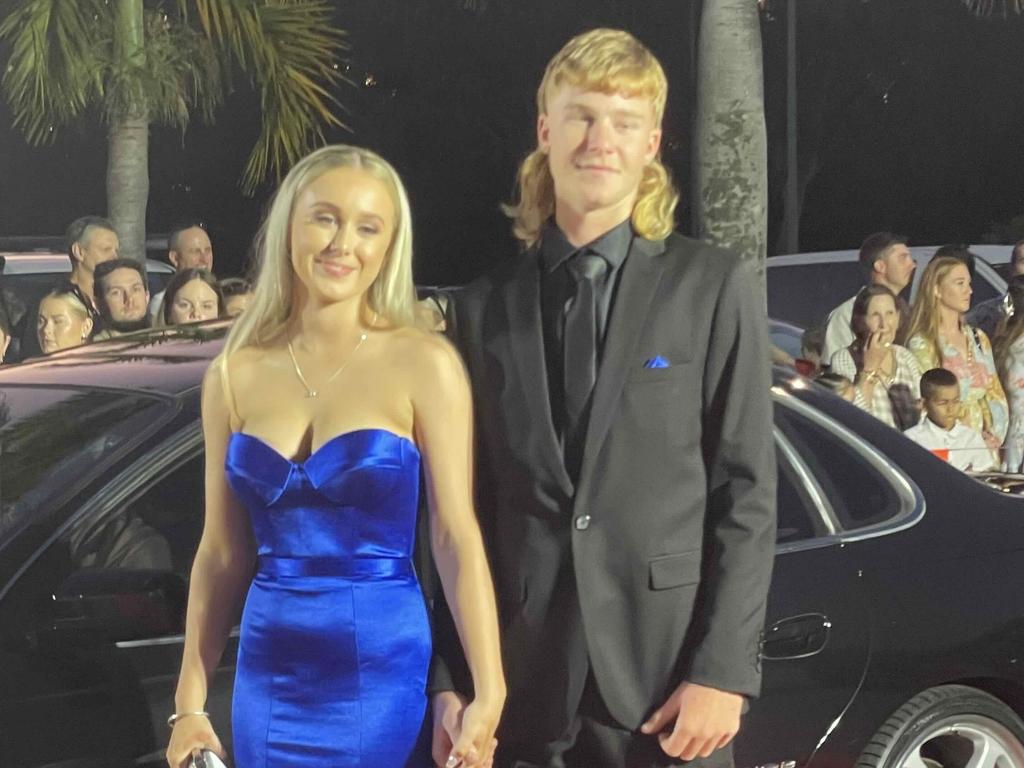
[896,714,1024,768]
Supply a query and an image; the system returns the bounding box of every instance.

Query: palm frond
[962,0,1024,16]
[0,0,109,143]
[181,0,349,193]
[104,7,226,129]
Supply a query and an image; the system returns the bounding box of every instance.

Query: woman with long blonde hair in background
[905,254,1008,456]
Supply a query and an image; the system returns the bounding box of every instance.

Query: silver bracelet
[167,710,210,728]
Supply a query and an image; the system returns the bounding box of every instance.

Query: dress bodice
[225,428,421,561]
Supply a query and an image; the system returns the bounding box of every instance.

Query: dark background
[1,0,1022,284]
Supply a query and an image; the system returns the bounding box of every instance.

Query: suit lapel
[502,255,574,497]
[577,237,667,489]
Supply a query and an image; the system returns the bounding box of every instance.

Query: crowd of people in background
[798,232,1024,474]
[0,215,253,363]
[6,214,1024,480]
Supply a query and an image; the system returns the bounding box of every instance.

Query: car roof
[0,322,229,396]
[768,244,1013,267]
[0,251,174,274]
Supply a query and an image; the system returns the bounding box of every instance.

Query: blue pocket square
[644,356,670,369]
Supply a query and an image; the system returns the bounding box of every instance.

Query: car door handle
[762,613,832,660]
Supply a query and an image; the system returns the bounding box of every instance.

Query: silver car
[766,244,1014,331]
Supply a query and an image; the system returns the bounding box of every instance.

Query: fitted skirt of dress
[231,566,432,768]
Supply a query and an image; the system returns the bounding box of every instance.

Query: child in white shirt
[904,368,996,471]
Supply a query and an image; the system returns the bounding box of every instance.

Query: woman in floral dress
[905,255,1008,457]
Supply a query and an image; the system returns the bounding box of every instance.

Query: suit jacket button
[574,514,591,531]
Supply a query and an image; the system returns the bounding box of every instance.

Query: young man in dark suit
[432,28,777,768]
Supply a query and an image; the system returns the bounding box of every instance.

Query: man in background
[149,222,214,317]
[93,258,151,340]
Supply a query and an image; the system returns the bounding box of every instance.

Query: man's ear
[168,250,180,269]
[70,242,85,265]
[537,113,551,155]
[644,127,662,164]
[82,316,94,339]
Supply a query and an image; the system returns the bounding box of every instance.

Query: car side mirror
[39,567,187,645]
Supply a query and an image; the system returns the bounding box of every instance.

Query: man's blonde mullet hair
[222,144,418,360]
[503,28,678,247]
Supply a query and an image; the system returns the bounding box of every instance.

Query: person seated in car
[36,282,94,354]
[905,368,996,472]
[154,268,225,327]
[218,276,253,318]
[829,284,922,430]
[821,232,915,362]
[93,258,152,340]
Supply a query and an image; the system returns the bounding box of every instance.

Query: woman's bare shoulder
[385,325,464,381]
[222,344,283,378]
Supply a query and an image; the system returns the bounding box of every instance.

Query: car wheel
[857,685,1024,768]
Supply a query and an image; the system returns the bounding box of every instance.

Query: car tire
[856,684,1024,768]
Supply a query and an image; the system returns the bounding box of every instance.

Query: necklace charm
[287,331,369,399]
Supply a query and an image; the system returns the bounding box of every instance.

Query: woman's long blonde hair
[222,145,418,359]
[503,28,678,247]
[904,255,970,365]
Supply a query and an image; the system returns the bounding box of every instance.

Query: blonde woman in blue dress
[166,145,504,768]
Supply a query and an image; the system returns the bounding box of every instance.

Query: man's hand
[640,681,744,760]
[431,691,497,767]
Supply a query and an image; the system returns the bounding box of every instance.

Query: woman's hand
[165,715,226,768]
[862,330,889,374]
[447,696,503,767]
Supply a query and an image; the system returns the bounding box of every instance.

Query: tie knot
[567,251,607,284]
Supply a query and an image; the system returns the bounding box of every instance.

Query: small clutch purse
[189,750,228,768]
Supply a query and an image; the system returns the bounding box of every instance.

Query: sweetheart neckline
[230,428,417,465]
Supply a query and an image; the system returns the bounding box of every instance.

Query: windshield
[0,387,172,545]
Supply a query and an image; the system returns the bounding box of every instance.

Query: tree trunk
[694,0,769,300]
[107,0,148,264]
[107,115,149,264]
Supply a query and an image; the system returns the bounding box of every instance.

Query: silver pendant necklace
[287,331,368,398]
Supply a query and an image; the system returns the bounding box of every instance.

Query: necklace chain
[287,331,368,399]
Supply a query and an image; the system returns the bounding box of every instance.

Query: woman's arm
[831,348,876,411]
[412,333,505,766]
[166,359,256,767]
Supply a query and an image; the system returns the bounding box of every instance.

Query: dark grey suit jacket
[434,232,776,740]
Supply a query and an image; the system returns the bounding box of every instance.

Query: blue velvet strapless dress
[225,429,432,768]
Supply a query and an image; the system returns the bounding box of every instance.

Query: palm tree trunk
[107,0,148,264]
[694,0,768,301]
[108,115,149,264]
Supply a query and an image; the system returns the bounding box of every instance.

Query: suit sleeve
[686,257,777,698]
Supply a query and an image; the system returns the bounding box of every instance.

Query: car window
[774,403,903,530]
[775,442,829,543]
[767,262,864,330]
[0,388,172,547]
[971,270,1000,305]
[63,451,204,578]
[2,447,206,646]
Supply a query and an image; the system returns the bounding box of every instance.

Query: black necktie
[563,251,607,451]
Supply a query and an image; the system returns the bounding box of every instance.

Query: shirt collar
[539,217,634,274]
[921,416,960,437]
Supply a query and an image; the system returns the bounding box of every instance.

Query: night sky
[1,0,1022,285]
